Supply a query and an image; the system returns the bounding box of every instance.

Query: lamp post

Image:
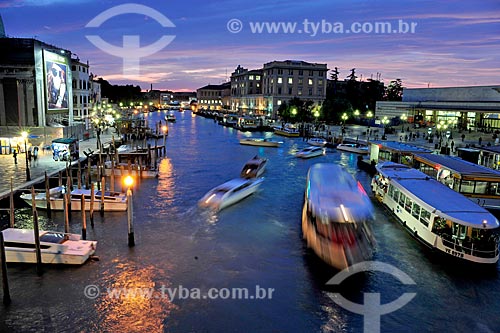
[124,175,135,247]
[382,116,389,140]
[21,131,30,181]
[401,114,407,131]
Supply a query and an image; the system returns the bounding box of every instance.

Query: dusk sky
[1,0,499,91]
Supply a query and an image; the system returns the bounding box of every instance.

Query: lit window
[278,77,283,84]
[288,77,293,84]
[308,79,313,85]
[277,100,282,105]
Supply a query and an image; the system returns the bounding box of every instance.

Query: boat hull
[239,139,281,147]
[199,178,264,211]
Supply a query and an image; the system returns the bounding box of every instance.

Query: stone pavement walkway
[0,134,116,198]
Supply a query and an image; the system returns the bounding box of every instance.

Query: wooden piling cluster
[0,127,166,304]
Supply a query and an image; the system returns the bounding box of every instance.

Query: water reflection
[96,262,176,332]
[157,158,175,207]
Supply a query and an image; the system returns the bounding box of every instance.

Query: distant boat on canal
[240,155,267,179]
[239,138,283,147]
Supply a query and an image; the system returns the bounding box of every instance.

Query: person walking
[479,137,482,145]
[13,150,17,164]
[33,146,39,161]
[461,133,465,142]
[451,140,455,152]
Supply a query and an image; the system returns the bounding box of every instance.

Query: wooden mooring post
[90,182,95,228]
[9,178,14,228]
[81,195,87,240]
[0,231,11,305]
[44,172,51,217]
[31,187,43,276]
[100,176,105,216]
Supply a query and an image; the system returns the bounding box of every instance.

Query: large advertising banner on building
[43,50,69,110]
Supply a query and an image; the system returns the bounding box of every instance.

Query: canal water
[1,111,499,332]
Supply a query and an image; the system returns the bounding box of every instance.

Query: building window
[298,70,303,75]
[278,69,283,74]
[288,69,293,75]
[277,100,282,106]
[298,78,303,85]
[256,75,261,80]
[288,77,293,84]
[249,75,254,80]
[278,87,282,94]
[308,78,313,85]
[288,87,293,95]
[278,77,283,84]
[318,79,323,85]
[308,88,313,96]
[298,88,302,96]
[309,70,314,76]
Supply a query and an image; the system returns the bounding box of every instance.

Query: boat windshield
[39,232,66,244]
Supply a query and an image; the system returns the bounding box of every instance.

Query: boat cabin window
[391,186,400,202]
[40,233,66,244]
[398,192,406,207]
[412,202,421,220]
[388,185,394,197]
[420,210,431,227]
[233,183,251,192]
[404,197,412,213]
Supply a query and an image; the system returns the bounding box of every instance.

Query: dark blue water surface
[1,111,499,332]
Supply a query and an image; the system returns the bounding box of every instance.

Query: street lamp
[341,113,348,124]
[354,109,360,117]
[382,116,389,140]
[162,125,168,149]
[401,114,407,131]
[21,131,30,181]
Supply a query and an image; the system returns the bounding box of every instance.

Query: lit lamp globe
[124,175,134,189]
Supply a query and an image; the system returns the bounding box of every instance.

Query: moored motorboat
[336,143,369,154]
[296,146,326,159]
[198,177,264,211]
[302,163,376,269]
[307,137,327,147]
[2,228,97,265]
[239,138,283,147]
[240,155,267,178]
[273,125,300,137]
[20,186,128,212]
[371,161,500,264]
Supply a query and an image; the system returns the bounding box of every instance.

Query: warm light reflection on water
[95,261,177,332]
[157,158,175,206]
